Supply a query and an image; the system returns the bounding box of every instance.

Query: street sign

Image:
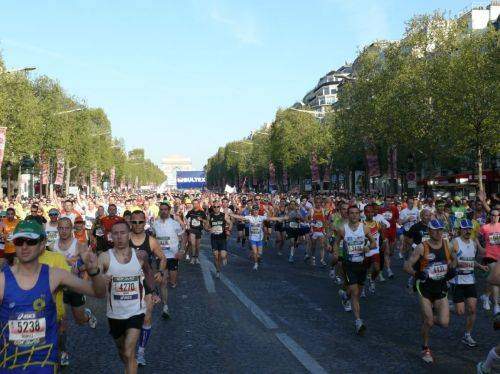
[407,171,417,189]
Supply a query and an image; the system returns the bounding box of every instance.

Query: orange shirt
[2,218,19,254]
[74,229,88,244]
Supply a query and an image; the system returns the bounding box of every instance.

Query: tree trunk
[477,147,484,193]
[65,162,77,196]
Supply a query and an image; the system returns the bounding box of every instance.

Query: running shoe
[421,348,434,364]
[355,319,366,335]
[215,271,220,279]
[481,295,491,311]
[60,351,70,367]
[368,279,376,293]
[253,263,259,271]
[378,273,386,282]
[320,259,327,266]
[387,268,394,279]
[493,304,500,316]
[329,269,336,279]
[476,361,490,374]
[462,334,477,347]
[85,308,97,329]
[288,254,294,263]
[162,305,171,320]
[303,254,310,263]
[137,349,146,367]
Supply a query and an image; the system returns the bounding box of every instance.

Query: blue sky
[0,0,472,169]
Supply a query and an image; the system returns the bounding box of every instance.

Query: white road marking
[199,253,216,294]
[200,246,327,373]
[275,333,328,374]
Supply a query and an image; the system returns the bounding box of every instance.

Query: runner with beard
[129,210,166,367]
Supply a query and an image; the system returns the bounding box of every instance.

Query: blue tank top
[0,264,58,373]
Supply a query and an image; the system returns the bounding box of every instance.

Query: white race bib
[212,226,223,235]
[289,222,299,229]
[489,233,500,245]
[157,236,170,249]
[112,276,140,301]
[8,312,46,346]
[427,262,448,280]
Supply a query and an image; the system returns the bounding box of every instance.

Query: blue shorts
[250,239,263,248]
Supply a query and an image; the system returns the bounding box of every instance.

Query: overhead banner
[366,152,381,177]
[54,149,65,185]
[387,146,398,179]
[110,167,115,187]
[40,151,49,185]
[176,171,206,189]
[311,151,320,183]
[0,127,6,173]
[269,161,276,186]
[90,169,97,188]
[282,168,288,186]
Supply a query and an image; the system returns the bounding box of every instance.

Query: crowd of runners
[0,189,498,373]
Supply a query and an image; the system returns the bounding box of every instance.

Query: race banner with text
[366,151,381,177]
[323,165,331,183]
[269,161,276,186]
[282,168,288,186]
[311,151,320,183]
[0,127,6,174]
[54,149,65,185]
[90,169,97,188]
[110,167,115,187]
[387,145,398,179]
[40,151,49,185]
[176,171,206,189]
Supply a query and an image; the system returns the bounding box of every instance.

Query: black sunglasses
[49,213,59,217]
[131,220,145,225]
[13,237,40,246]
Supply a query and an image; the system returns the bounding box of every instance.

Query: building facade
[161,155,193,189]
[301,64,353,118]
[459,1,500,30]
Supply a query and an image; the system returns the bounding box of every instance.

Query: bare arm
[228,212,247,221]
[404,244,423,276]
[54,252,106,298]
[149,236,167,273]
[487,261,500,286]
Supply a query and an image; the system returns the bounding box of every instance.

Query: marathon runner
[0,220,106,373]
[129,209,166,366]
[404,219,457,364]
[333,205,377,334]
[205,200,232,278]
[152,202,184,318]
[449,219,488,347]
[479,208,500,314]
[228,205,288,270]
[98,219,155,374]
[185,199,207,264]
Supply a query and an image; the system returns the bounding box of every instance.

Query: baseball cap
[428,219,444,230]
[48,208,60,215]
[12,220,45,240]
[460,219,473,229]
[74,217,85,224]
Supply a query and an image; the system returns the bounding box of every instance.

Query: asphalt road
[66,233,498,374]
